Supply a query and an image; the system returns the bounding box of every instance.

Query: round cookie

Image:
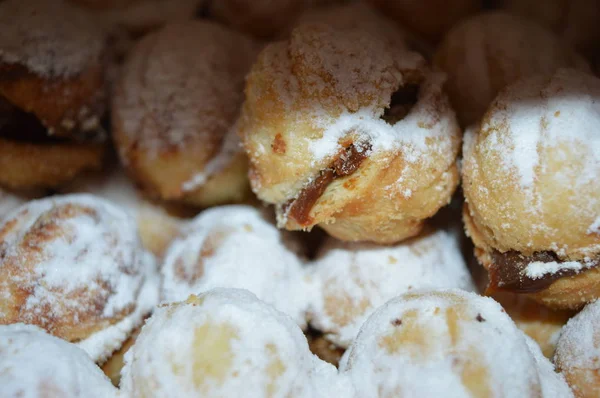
[112,21,258,206]
[555,300,600,398]
[0,324,117,397]
[434,11,590,126]
[340,289,544,397]
[307,228,475,347]
[240,23,461,243]
[0,194,158,362]
[120,289,337,397]
[462,69,600,310]
[160,205,308,326]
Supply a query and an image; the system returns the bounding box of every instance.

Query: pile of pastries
[1,0,599,397]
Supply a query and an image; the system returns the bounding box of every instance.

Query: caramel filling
[286,142,371,226]
[487,250,600,294]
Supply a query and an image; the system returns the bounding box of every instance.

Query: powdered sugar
[525,260,593,279]
[481,68,600,191]
[307,229,475,347]
[340,289,542,398]
[0,324,117,398]
[115,21,257,159]
[0,194,148,352]
[308,70,454,165]
[524,335,574,398]
[588,217,600,235]
[0,0,104,77]
[555,300,600,375]
[160,206,309,327]
[121,289,327,397]
[78,251,159,363]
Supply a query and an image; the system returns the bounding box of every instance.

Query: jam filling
[286,142,371,226]
[487,250,600,294]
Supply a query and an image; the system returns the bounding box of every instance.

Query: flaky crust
[240,24,461,243]
[0,138,104,190]
[112,21,257,206]
[434,11,590,127]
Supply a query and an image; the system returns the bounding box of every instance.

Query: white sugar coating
[524,335,574,398]
[555,300,600,376]
[589,217,600,235]
[121,288,324,398]
[308,70,456,165]
[0,188,26,220]
[0,0,104,77]
[525,260,595,279]
[307,229,475,347]
[340,289,542,398]
[115,20,258,159]
[0,194,146,342]
[0,324,117,398]
[78,251,159,363]
[480,68,600,191]
[160,205,309,327]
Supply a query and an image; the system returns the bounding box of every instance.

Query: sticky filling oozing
[285,142,371,226]
[487,250,600,294]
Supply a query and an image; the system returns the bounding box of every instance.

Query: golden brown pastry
[306,228,474,347]
[434,11,590,127]
[112,21,258,207]
[339,289,572,397]
[120,289,343,397]
[366,0,481,42]
[1,324,117,398]
[0,194,158,362]
[0,0,107,190]
[61,163,191,258]
[159,205,308,326]
[555,300,600,398]
[240,23,461,243]
[462,69,600,310]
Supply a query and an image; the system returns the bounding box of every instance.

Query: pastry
[525,335,575,398]
[160,205,308,326]
[340,289,571,397]
[366,0,481,42]
[101,326,142,386]
[112,21,258,207]
[497,0,600,60]
[205,0,307,38]
[307,228,475,347]
[62,163,191,258]
[69,0,203,35]
[555,300,600,398]
[240,23,461,243]
[462,69,600,310]
[0,194,158,362]
[434,11,590,126]
[120,289,340,397]
[0,0,107,190]
[493,292,574,358]
[0,323,117,398]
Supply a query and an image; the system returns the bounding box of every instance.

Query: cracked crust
[240,24,461,243]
